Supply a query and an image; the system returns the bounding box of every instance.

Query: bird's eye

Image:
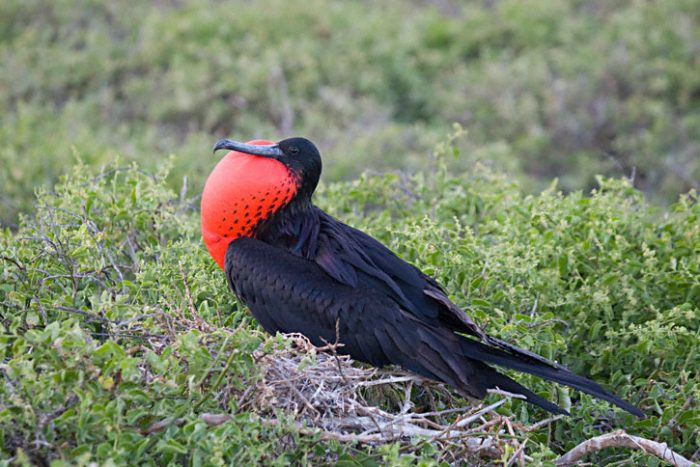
[289,146,300,155]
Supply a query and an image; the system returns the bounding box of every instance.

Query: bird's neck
[255,197,321,259]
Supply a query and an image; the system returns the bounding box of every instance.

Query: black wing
[279,209,643,417]
[225,236,642,417]
[315,212,570,363]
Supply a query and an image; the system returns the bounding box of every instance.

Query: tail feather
[459,336,645,418]
[478,364,570,415]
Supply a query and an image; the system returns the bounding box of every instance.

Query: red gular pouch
[201,139,298,269]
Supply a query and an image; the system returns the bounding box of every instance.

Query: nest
[237,334,558,464]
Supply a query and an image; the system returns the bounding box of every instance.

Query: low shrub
[1,138,697,463]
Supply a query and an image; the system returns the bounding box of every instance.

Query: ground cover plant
[1,136,698,464]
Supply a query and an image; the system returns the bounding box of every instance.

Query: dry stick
[356,405,387,438]
[487,388,527,400]
[424,412,469,446]
[452,399,509,430]
[556,430,694,467]
[519,414,565,433]
[179,262,207,329]
[414,405,474,419]
[319,319,348,383]
[422,399,508,447]
[503,417,527,467]
[506,439,528,467]
[400,380,414,415]
[465,417,502,435]
[309,379,327,404]
[200,413,231,427]
[54,305,112,322]
[357,376,422,387]
[142,417,186,435]
[284,379,320,417]
[179,175,188,204]
[236,385,255,410]
[692,446,700,463]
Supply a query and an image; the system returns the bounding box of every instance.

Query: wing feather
[224,228,643,418]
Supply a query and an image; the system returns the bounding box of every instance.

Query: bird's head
[201,137,322,269]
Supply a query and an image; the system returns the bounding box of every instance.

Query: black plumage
[209,137,644,418]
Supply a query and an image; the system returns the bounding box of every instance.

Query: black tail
[459,335,645,418]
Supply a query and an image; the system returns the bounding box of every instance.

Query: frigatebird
[201,137,644,418]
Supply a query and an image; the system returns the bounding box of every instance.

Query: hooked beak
[213,139,284,158]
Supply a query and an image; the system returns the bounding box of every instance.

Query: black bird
[200,137,644,418]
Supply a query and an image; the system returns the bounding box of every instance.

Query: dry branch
[556,430,694,467]
[142,417,185,435]
[200,413,232,426]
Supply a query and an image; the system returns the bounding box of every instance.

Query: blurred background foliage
[1,0,699,226]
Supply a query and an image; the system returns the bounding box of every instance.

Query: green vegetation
[1,0,699,464]
[1,0,699,226]
[1,141,698,463]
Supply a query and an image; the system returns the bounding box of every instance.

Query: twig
[284,379,320,416]
[319,319,347,383]
[179,175,188,204]
[480,259,489,277]
[424,399,508,446]
[1,255,25,272]
[487,388,527,400]
[178,262,200,323]
[236,385,255,410]
[54,305,111,322]
[38,395,79,429]
[357,376,421,387]
[200,413,231,426]
[529,297,539,318]
[142,417,185,435]
[556,430,694,467]
[465,417,503,434]
[413,405,475,419]
[400,380,414,414]
[506,439,528,467]
[453,399,509,429]
[520,414,565,432]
